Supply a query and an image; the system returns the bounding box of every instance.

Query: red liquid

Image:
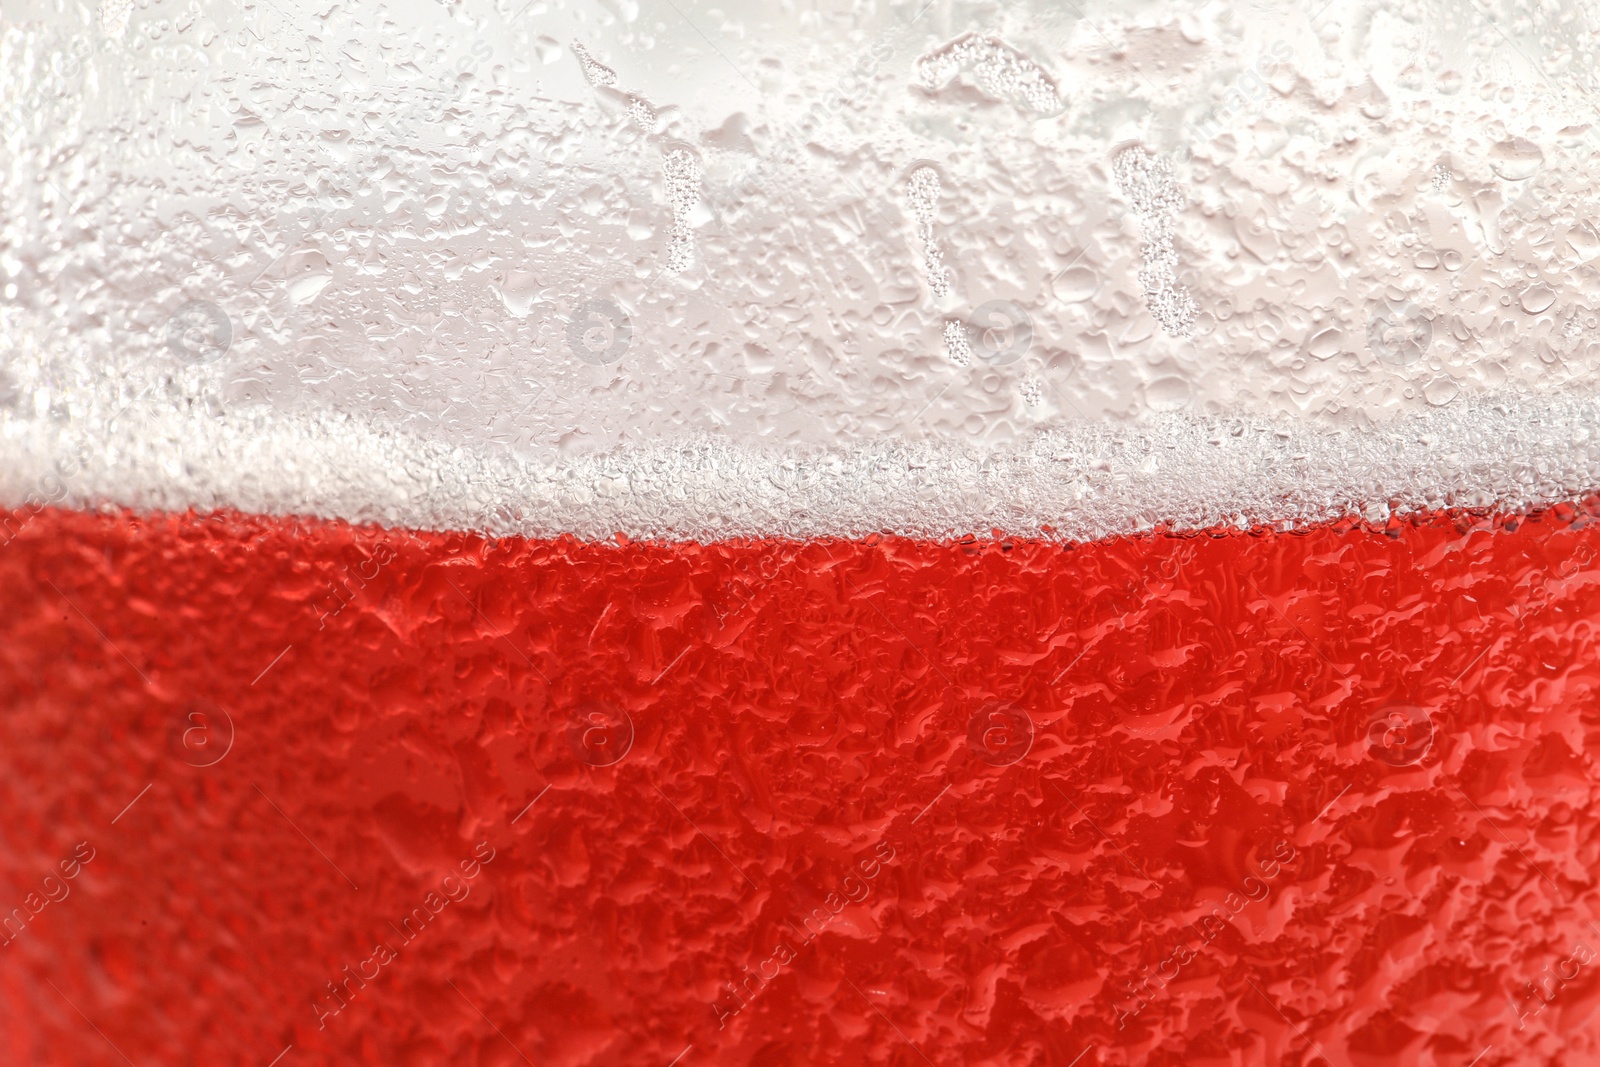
[1,504,1598,1065]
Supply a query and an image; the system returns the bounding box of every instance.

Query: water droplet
[1424,377,1460,406]
[1567,222,1600,260]
[535,36,563,64]
[496,271,544,318]
[1490,137,1544,181]
[1309,327,1342,359]
[1521,283,1555,314]
[1436,69,1463,94]
[1358,80,1390,120]
[288,274,332,304]
[1051,266,1098,302]
[1145,375,1192,411]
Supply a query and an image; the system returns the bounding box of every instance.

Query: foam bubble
[906,166,951,300]
[571,41,619,88]
[1114,146,1198,339]
[916,32,1061,114]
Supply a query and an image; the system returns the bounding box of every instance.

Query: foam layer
[5,386,1600,541]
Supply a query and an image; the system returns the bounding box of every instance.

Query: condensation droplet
[288,274,332,304]
[535,36,563,64]
[1051,266,1098,303]
[1145,375,1192,411]
[1520,284,1555,314]
[1358,79,1390,120]
[1309,327,1342,360]
[1424,377,1460,406]
[1490,137,1544,181]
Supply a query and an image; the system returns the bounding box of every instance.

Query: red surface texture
[4,505,1600,1066]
